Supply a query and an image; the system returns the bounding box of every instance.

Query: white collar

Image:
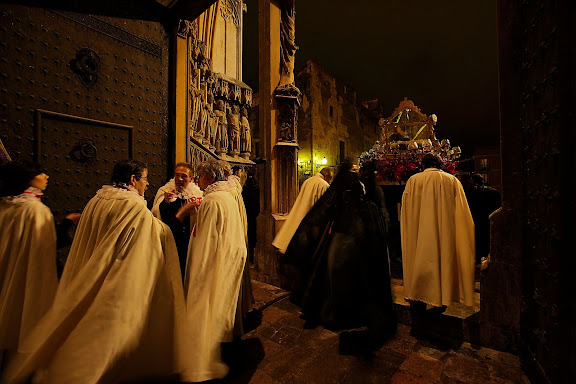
[203,181,230,196]
[1,186,44,204]
[228,175,242,191]
[96,185,146,203]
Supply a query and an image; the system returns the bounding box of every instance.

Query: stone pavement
[218,280,529,384]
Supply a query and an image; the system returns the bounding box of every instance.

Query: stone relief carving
[227,104,241,155]
[214,99,229,155]
[189,59,202,138]
[181,16,252,162]
[240,107,251,158]
[278,101,296,142]
[220,0,242,27]
[242,88,252,106]
[275,82,301,143]
[177,19,197,39]
[208,96,219,150]
[279,0,297,87]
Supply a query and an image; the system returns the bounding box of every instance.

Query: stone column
[254,0,300,286]
[478,0,523,352]
[175,20,191,164]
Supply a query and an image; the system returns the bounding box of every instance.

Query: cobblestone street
[219,281,530,384]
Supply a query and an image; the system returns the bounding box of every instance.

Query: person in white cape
[151,162,202,278]
[401,153,475,309]
[181,160,247,382]
[227,164,256,336]
[0,162,57,369]
[2,159,187,384]
[272,167,334,254]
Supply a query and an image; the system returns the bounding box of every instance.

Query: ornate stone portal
[177,18,253,165]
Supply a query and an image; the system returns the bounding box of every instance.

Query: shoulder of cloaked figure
[25,198,53,215]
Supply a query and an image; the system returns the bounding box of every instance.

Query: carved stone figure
[214,99,228,155]
[209,110,219,151]
[242,88,253,107]
[278,102,296,142]
[279,0,297,87]
[227,104,241,156]
[204,91,216,149]
[240,107,251,158]
[189,68,202,139]
[198,84,211,142]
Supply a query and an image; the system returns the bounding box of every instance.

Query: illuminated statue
[189,69,202,140]
[214,99,228,155]
[279,0,297,87]
[227,104,241,156]
[240,107,251,156]
[204,91,216,150]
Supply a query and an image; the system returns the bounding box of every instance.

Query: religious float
[359,97,462,184]
[359,98,463,263]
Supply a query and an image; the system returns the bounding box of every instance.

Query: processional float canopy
[359,98,461,184]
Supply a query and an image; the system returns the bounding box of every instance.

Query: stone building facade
[295,60,380,184]
[473,145,502,192]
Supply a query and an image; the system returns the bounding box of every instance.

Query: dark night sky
[243,0,500,158]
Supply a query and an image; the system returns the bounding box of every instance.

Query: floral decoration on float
[359,98,461,184]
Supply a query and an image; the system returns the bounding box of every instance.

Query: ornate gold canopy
[360,98,461,183]
[379,97,439,149]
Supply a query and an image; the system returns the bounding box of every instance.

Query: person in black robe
[284,159,397,348]
[153,163,202,279]
[242,168,260,263]
[457,172,502,264]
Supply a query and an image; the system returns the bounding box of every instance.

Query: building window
[480,158,489,170]
[329,105,334,117]
[480,173,488,183]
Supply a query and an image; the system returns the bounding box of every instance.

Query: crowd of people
[0,159,252,383]
[0,152,496,382]
[275,153,483,347]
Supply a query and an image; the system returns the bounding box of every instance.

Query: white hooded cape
[272,173,330,254]
[228,175,248,242]
[228,176,254,335]
[401,168,475,307]
[181,181,247,382]
[0,193,57,353]
[2,186,187,384]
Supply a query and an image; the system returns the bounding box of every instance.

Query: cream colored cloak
[272,173,330,254]
[228,175,248,241]
[2,186,187,384]
[181,182,247,383]
[228,176,254,336]
[401,168,475,307]
[0,194,57,353]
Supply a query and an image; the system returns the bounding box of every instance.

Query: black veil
[283,160,396,338]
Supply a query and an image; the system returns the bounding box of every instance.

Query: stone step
[252,278,482,348]
[391,278,481,347]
